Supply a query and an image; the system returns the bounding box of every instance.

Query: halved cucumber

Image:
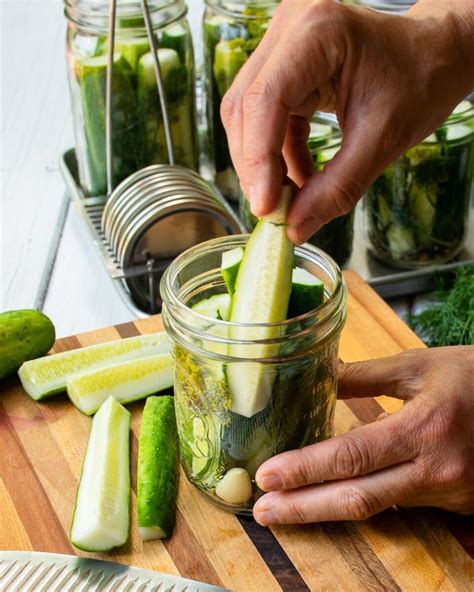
[138,396,179,541]
[288,267,325,318]
[67,353,174,416]
[70,396,130,552]
[18,331,170,401]
[227,186,294,417]
[221,247,244,295]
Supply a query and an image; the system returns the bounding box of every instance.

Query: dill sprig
[407,265,474,347]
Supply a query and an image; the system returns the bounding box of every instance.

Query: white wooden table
[2,0,418,338]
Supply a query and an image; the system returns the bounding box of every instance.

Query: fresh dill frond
[407,265,474,347]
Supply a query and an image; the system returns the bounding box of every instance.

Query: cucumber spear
[227,185,294,417]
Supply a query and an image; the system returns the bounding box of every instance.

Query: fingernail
[255,509,278,526]
[257,472,282,491]
[248,184,267,216]
[296,217,319,243]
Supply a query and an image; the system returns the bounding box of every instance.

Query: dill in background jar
[366,100,474,268]
[203,1,280,202]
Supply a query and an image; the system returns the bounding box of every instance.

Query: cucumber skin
[137,396,179,539]
[70,397,131,552]
[0,310,55,381]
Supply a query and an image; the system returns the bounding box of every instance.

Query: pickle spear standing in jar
[221,0,474,523]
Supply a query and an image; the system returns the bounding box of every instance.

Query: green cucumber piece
[114,37,150,70]
[386,224,416,259]
[67,353,174,416]
[445,124,473,143]
[228,186,294,417]
[70,396,130,552]
[213,39,248,97]
[18,331,170,401]
[0,310,55,381]
[137,396,179,540]
[192,293,231,321]
[76,53,139,196]
[161,23,190,64]
[288,267,325,318]
[221,247,244,295]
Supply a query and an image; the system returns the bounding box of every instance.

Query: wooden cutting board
[1,272,472,591]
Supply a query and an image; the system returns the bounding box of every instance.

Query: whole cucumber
[0,310,55,380]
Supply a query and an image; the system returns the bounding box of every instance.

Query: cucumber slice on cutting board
[221,247,244,295]
[288,267,325,318]
[138,396,179,541]
[67,353,174,416]
[18,332,170,401]
[227,186,294,417]
[70,396,130,552]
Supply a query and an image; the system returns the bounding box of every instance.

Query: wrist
[407,1,474,96]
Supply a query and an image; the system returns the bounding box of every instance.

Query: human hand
[220,0,474,243]
[253,346,474,525]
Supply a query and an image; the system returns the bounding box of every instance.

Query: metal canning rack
[70,0,244,315]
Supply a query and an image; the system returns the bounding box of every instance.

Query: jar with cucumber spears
[203,1,280,201]
[161,235,346,513]
[367,100,474,268]
[65,0,199,197]
[239,116,355,266]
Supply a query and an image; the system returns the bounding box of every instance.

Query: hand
[253,346,474,525]
[220,0,474,243]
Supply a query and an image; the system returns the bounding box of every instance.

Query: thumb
[286,122,389,244]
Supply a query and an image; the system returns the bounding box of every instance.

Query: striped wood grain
[1,272,472,592]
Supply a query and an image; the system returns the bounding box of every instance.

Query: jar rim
[64,0,187,32]
[204,0,280,20]
[160,234,346,333]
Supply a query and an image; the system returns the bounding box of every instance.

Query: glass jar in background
[352,0,415,13]
[65,0,199,197]
[203,1,280,202]
[366,100,474,268]
[238,116,355,266]
[161,235,346,513]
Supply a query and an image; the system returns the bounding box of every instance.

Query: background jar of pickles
[202,1,280,202]
[238,116,355,266]
[65,0,199,197]
[161,235,346,513]
[351,0,415,13]
[366,100,474,269]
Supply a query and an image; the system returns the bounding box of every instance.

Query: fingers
[282,115,314,188]
[286,125,382,243]
[337,352,425,401]
[254,462,421,525]
[222,1,347,216]
[255,408,416,491]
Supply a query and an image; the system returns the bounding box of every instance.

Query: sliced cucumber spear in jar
[227,185,295,418]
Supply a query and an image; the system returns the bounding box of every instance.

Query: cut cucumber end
[288,267,325,317]
[191,293,231,321]
[221,247,244,295]
[139,526,167,541]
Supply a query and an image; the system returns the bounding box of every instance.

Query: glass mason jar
[352,0,415,13]
[65,0,199,197]
[203,1,280,201]
[239,116,355,266]
[161,235,347,513]
[367,100,474,268]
